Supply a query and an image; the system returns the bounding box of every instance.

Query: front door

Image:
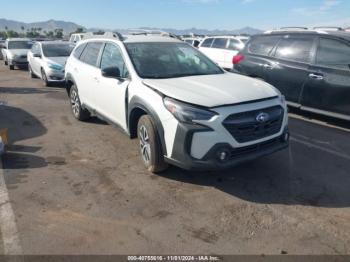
[94,43,130,130]
[300,37,350,117]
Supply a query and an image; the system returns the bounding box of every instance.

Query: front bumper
[46,69,65,82]
[165,123,289,171]
[9,59,28,66]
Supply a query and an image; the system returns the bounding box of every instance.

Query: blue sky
[2,0,350,30]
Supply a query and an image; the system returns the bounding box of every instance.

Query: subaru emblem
[256,112,269,123]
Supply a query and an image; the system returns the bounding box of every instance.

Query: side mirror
[101,66,121,79]
[34,53,42,58]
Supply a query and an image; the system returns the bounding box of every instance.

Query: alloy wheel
[70,90,80,117]
[139,125,151,164]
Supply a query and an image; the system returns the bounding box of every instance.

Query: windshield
[8,41,32,49]
[42,44,74,57]
[125,42,223,79]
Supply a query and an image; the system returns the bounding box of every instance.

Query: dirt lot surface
[0,64,349,255]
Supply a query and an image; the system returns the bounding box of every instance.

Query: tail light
[232,54,245,65]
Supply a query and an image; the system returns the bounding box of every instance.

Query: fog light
[283,132,290,142]
[217,149,230,162]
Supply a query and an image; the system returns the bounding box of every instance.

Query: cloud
[292,0,341,16]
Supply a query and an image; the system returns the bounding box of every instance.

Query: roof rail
[264,27,329,35]
[313,26,344,31]
[280,27,308,30]
[127,29,181,40]
[84,31,124,41]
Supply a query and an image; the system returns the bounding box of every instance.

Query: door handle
[309,73,324,80]
[263,64,274,69]
[93,77,100,83]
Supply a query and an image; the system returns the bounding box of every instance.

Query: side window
[100,43,129,78]
[316,38,350,70]
[275,37,314,63]
[193,40,200,48]
[227,39,241,51]
[73,43,87,59]
[248,36,280,56]
[200,38,214,48]
[80,42,103,66]
[31,43,38,53]
[212,38,228,49]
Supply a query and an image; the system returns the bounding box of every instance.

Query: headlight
[48,63,63,71]
[280,95,286,105]
[164,97,217,124]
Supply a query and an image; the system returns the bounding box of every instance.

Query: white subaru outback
[65,33,289,173]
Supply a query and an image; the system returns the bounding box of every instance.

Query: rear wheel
[9,65,14,70]
[69,85,90,121]
[137,115,168,173]
[4,58,8,66]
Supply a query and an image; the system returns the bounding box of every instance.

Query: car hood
[45,57,68,67]
[8,49,29,56]
[143,73,279,108]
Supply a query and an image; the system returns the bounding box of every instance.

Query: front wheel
[41,69,50,86]
[137,115,168,173]
[69,85,90,121]
[29,65,37,78]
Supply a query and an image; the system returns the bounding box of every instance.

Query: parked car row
[2,27,349,172]
[0,38,74,86]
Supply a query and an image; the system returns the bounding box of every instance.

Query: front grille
[223,106,284,143]
[229,138,280,159]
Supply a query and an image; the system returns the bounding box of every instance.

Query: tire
[9,64,14,70]
[137,115,168,173]
[69,85,90,121]
[4,58,8,66]
[41,69,50,86]
[29,65,37,78]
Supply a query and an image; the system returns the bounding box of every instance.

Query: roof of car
[203,35,243,39]
[261,30,350,41]
[124,35,182,43]
[39,41,73,45]
[81,35,182,44]
[6,38,31,41]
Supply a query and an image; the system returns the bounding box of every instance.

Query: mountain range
[0,18,263,35]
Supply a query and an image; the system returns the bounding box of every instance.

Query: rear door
[76,42,104,108]
[208,38,228,68]
[234,35,281,79]
[266,35,316,104]
[300,37,350,118]
[224,38,242,69]
[198,38,215,60]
